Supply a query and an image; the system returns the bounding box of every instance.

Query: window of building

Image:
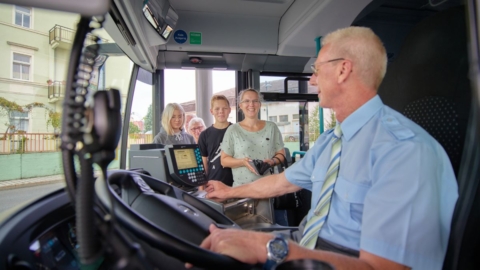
[269,116,277,122]
[292,114,299,120]
[15,6,31,28]
[279,115,288,122]
[9,111,29,132]
[12,53,31,80]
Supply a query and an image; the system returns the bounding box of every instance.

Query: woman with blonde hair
[153,103,195,145]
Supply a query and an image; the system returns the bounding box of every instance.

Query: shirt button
[311,176,315,180]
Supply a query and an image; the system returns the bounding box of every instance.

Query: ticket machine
[129,144,275,228]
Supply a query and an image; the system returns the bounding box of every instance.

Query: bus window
[164,69,195,106]
[164,69,236,126]
[213,70,236,124]
[259,75,326,152]
[129,70,153,144]
[100,53,133,170]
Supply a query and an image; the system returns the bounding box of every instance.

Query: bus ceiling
[102,0,372,73]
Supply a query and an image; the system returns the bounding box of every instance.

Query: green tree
[129,122,141,134]
[325,109,336,130]
[308,105,321,141]
[46,111,61,132]
[143,104,152,133]
[308,105,336,141]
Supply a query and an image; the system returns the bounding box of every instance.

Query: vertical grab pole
[315,36,324,134]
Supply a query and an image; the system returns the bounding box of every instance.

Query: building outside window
[14,6,31,28]
[268,116,277,122]
[279,115,288,122]
[12,52,31,80]
[292,114,299,120]
[9,111,29,132]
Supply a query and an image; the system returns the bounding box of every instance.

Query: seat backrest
[378,6,480,270]
[378,6,470,177]
[403,96,462,174]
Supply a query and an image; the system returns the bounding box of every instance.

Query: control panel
[164,144,207,187]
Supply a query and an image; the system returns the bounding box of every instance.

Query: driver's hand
[185,224,270,268]
[205,180,230,201]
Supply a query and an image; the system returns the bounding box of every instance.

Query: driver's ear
[337,60,353,83]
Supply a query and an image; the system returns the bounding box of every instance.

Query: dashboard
[29,218,78,269]
[0,189,86,269]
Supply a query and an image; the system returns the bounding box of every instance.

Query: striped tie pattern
[299,124,342,249]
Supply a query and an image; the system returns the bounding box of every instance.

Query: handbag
[272,153,303,210]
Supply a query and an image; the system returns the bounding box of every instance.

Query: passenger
[198,95,234,187]
[192,27,458,270]
[187,117,206,144]
[152,103,195,145]
[185,114,196,132]
[220,88,288,226]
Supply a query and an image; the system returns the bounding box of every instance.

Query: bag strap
[273,152,288,169]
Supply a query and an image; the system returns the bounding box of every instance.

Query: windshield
[0,4,133,213]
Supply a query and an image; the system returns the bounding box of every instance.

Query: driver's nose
[309,73,317,85]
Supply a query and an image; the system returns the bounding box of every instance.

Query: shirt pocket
[333,177,370,229]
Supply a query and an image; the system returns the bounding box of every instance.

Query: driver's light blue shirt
[285,95,458,270]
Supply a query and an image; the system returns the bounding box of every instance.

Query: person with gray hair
[187,116,206,143]
[153,103,195,145]
[189,26,457,270]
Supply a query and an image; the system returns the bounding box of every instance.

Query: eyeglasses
[190,127,204,132]
[240,99,260,105]
[310,58,345,75]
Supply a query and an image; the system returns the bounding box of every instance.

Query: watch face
[270,238,288,258]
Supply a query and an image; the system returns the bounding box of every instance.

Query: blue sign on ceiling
[173,30,187,44]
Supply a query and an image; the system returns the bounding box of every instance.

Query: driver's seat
[378,6,479,269]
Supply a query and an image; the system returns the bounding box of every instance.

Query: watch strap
[263,233,289,270]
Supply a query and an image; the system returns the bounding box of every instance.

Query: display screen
[29,220,80,269]
[174,148,197,170]
[162,25,173,39]
[143,5,159,30]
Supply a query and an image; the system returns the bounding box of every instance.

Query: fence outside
[0,132,325,154]
[0,133,154,154]
[0,133,60,154]
[127,134,153,146]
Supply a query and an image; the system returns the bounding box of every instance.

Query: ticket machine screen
[165,144,207,187]
[174,148,197,170]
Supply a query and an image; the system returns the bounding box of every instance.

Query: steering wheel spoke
[94,170,250,269]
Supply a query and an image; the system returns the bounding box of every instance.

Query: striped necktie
[299,124,343,249]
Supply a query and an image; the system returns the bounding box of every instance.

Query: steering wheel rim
[95,170,252,270]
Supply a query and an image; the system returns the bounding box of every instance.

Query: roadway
[0,182,65,213]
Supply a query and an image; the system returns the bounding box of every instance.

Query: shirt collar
[339,95,383,141]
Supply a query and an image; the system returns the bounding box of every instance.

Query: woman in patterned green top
[221,89,288,225]
[221,89,286,187]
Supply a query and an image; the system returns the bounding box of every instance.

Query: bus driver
[189,26,458,270]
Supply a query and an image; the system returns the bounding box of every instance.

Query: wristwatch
[263,233,289,270]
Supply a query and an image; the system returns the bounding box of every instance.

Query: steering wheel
[94,170,252,269]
